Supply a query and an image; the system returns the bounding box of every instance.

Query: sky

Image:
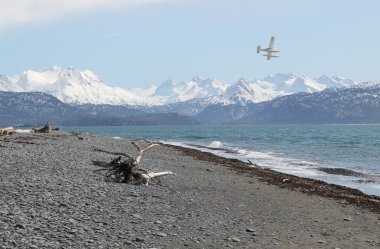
[0,0,379,88]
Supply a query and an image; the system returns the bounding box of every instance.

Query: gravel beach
[1,131,380,249]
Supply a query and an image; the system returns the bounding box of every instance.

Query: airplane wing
[269,36,275,49]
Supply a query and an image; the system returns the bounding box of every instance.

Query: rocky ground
[1,132,380,249]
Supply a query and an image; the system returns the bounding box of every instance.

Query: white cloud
[0,0,179,31]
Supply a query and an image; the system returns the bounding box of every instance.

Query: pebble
[155,232,168,237]
[67,229,77,234]
[134,237,145,242]
[133,214,142,219]
[130,192,140,197]
[231,237,241,242]
[343,217,352,221]
[15,224,26,229]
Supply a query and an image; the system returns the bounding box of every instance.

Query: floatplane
[257,36,280,60]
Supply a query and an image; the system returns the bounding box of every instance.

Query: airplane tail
[256,46,261,54]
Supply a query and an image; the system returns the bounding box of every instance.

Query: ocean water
[64,125,380,196]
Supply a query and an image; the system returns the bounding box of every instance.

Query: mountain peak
[50,65,62,71]
[236,77,249,84]
[0,66,358,106]
[153,79,177,97]
[57,67,102,86]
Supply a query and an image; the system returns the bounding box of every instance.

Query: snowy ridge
[150,76,228,104]
[0,67,356,106]
[149,74,355,106]
[0,74,23,91]
[212,78,279,105]
[2,66,147,106]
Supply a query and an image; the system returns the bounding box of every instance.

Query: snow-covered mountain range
[2,81,380,126]
[197,81,380,124]
[0,66,146,105]
[0,66,356,106]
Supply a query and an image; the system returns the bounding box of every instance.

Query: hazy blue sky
[0,0,379,87]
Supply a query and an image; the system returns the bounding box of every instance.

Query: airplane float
[257,36,280,60]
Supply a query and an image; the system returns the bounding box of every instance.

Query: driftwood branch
[132,141,159,164]
[93,140,172,185]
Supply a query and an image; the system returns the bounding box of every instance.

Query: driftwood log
[1,121,58,137]
[0,127,32,136]
[32,122,52,133]
[93,140,173,185]
[0,127,15,136]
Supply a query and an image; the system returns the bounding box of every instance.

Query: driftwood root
[93,140,173,185]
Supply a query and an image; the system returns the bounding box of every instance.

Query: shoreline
[1,131,380,248]
[165,144,380,214]
[62,124,380,196]
[162,140,380,197]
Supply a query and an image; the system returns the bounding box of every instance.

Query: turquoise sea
[64,125,380,196]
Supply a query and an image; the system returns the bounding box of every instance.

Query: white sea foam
[237,149,248,155]
[208,141,224,148]
[112,136,124,140]
[163,140,318,172]
[161,140,380,196]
